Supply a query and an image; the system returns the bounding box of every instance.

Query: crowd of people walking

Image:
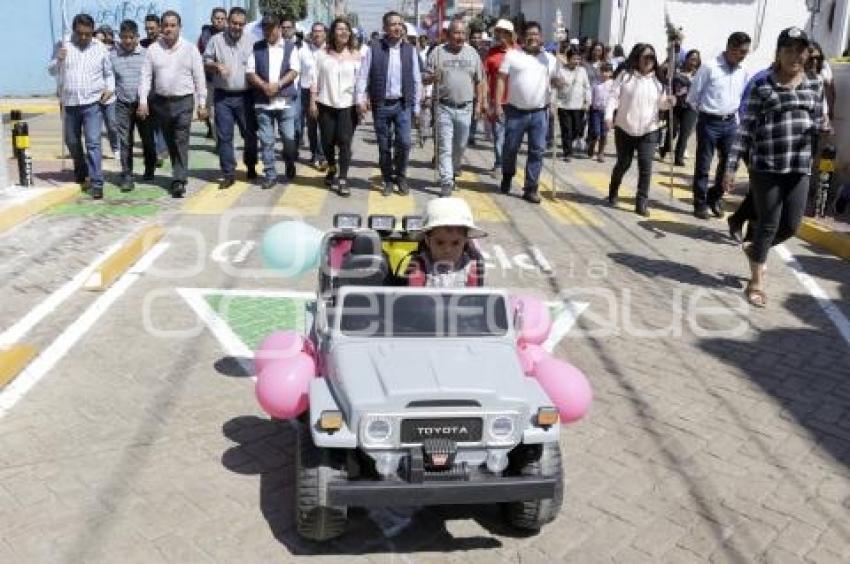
[49,7,832,306]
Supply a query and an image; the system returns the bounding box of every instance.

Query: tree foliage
[260,0,308,21]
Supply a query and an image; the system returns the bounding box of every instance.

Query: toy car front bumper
[327,476,557,506]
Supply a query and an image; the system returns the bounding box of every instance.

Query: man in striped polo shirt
[48,13,114,199]
[111,19,156,192]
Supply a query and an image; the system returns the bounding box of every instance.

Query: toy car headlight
[365,417,393,442]
[402,215,423,234]
[368,214,395,231]
[489,416,515,440]
[333,213,362,229]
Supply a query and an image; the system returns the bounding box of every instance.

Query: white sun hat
[493,19,515,34]
[417,197,487,239]
[405,22,417,37]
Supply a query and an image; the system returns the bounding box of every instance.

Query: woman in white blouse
[604,43,674,216]
[309,18,361,196]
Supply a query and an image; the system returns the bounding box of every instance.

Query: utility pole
[248,0,259,20]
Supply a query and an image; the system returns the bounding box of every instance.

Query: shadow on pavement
[699,252,850,475]
[221,415,507,556]
[214,356,253,378]
[608,251,746,289]
[637,219,735,245]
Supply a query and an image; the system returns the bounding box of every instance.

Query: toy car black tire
[295,422,349,541]
[500,443,564,531]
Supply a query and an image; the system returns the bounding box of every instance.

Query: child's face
[425,226,469,264]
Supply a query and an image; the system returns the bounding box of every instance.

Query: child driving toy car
[403,197,487,287]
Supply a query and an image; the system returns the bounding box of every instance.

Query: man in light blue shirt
[686,32,750,219]
[356,11,422,196]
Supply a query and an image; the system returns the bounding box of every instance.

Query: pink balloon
[254,330,304,375]
[328,238,353,271]
[510,295,552,345]
[255,353,316,419]
[531,356,592,423]
[516,342,548,374]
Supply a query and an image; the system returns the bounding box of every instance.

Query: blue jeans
[372,100,412,182]
[101,101,119,154]
[491,112,505,168]
[692,114,737,208]
[436,103,472,186]
[214,90,258,177]
[587,109,608,141]
[502,105,548,193]
[256,105,297,181]
[64,102,103,187]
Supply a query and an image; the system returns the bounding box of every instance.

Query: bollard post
[0,112,9,189]
[11,113,33,187]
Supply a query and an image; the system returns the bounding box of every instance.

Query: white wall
[591,0,849,73]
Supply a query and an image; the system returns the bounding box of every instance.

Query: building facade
[512,0,850,71]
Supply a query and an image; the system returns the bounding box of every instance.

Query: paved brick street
[0,103,849,563]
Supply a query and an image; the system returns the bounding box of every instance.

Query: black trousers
[609,127,659,203]
[115,99,156,178]
[748,171,809,264]
[150,94,194,183]
[660,106,698,163]
[557,108,584,157]
[317,103,357,179]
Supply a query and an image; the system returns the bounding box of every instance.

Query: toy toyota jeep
[294,214,564,541]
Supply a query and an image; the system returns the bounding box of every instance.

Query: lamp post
[806,0,822,36]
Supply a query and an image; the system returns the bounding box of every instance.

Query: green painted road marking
[49,202,160,217]
[204,294,311,351]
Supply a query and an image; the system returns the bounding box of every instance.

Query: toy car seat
[336,231,389,287]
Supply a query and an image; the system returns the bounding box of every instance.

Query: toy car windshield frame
[320,287,515,340]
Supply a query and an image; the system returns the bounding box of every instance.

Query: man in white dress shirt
[137,10,208,197]
[246,14,301,190]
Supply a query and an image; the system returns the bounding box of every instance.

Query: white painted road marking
[0,242,171,419]
[776,244,850,346]
[0,236,132,348]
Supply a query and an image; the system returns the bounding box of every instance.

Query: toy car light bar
[368,214,395,231]
[333,213,362,229]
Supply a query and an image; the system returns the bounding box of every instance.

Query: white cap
[494,19,515,34]
[442,20,451,31]
[569,38,580,45]
[417,198,487,239]
[405,22,417,37]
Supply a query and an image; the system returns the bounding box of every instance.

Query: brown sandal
[745,283,767,308]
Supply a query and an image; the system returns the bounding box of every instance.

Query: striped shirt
[728,72,825,175]
[139,36,207,106]
[48,38,114,107]
[110,44,146,103]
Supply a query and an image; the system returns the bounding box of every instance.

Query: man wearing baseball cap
[483,19,518,172]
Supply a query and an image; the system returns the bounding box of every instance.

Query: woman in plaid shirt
[724,27,826,308]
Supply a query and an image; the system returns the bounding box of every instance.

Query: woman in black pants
[604,43,674,216]
[724,27,826,307]
[309,18,360,196]
[659,49,700,166]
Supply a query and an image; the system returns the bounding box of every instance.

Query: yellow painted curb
[84,225,165,291]
[798,220,850,262]
[0,185,78,235]
[0,345,38,389]
[0,103,60,115]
